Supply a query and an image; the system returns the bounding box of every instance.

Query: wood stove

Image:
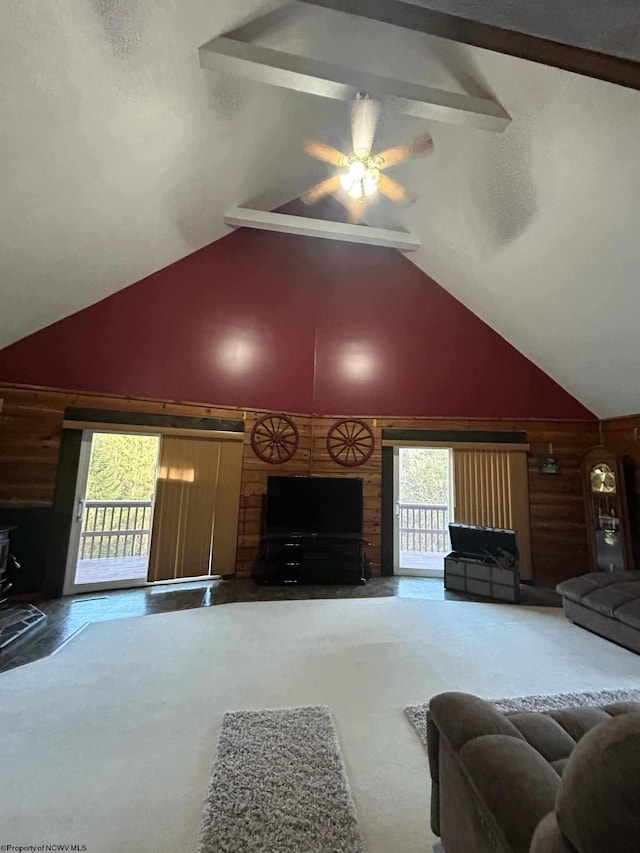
[0,526,15,606]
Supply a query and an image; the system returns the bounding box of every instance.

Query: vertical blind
[147,436,242,582]
[453,449,532,580]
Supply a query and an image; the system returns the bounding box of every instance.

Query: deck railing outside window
[80,500,153,560]
[399,503,449,553]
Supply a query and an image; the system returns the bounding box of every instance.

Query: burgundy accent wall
[0,228,594,419]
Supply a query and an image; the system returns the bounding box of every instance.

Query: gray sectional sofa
[557,571,640,654]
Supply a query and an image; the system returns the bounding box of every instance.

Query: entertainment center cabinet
[254,535,369,584]
[252,475,370,585]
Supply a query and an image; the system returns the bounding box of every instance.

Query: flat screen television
[265,476,363,537]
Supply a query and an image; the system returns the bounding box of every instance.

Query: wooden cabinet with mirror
[582,447,633,572]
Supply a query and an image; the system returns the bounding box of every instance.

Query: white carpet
[1,598,639,853]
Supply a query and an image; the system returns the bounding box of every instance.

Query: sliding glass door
[391,444,532,580]
[393,446,454,576]
[63,431,161,595]
[63,429,244,595]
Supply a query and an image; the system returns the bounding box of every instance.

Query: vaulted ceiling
[1,1,639,417]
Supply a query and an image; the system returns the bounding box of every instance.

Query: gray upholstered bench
[557,571,640,654]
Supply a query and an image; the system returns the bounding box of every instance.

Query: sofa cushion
[557,572,640,617]
[430,691,525,753]
[545,707,617,743]
[459,734,560,853]
[530,813,575,853]
[599,701,640,717]
[557,571,640,641]
[504,713,577,766]
[549,758,569,776]
[580,582,640,619]
[616,598,640,631]
[556,713,640,853]
[556,572,630,603]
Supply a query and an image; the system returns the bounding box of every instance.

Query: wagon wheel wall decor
[251,413,299,464]
[327,419,375,467]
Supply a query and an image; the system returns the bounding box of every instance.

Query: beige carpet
[1,597,639,853]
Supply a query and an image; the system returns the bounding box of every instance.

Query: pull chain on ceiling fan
[301,93,434,221]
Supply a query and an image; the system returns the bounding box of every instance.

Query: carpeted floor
[200,706,363,852]
[0,576,561,673]
[1,597,638,853]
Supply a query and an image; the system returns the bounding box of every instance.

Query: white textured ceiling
[1,1,639,417]
[408,0,640,61]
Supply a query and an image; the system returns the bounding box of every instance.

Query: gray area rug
[405,687,640,747]
[199,705,364,853]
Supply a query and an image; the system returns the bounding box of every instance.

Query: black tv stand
[253,534,370,585]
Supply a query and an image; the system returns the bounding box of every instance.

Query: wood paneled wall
[310,417,382,575]
[237,411,313,577]
[0,384,308,582]
[375,417,600,586]
[519,421,600,585]
[0,383,600,589]
[601,415,640,458]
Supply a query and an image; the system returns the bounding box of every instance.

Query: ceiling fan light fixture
[302,95,428,210]
[339,151,380,200]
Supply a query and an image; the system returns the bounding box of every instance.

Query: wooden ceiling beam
[300,0,640,91]
[224,207,421,251]
[199,36,510,131]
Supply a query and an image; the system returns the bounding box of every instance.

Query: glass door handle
[76,498,86,522]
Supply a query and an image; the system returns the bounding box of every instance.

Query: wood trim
[382,440,530,451]
[382,428,528,443]
[200,39,510,131]
[508,451,533,581]
[381,446,394,576]
[0,381,598,424]
[44,430,82,598]
[62,421,244,441]
[211,441,244,577]
[224,208,422,251]
[601,413,640,424]
[64,407,244,434]
[300,0,640,91]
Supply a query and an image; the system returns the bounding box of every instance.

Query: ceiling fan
[301,93,434,221]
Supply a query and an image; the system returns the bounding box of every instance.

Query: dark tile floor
[0,576,561,674]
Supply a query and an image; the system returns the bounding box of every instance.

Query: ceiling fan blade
[378,174,409,203]
[346,197,365,224]
[303,140,347,166]
[376,133,434,168]
[301,175,342,205]
[351,94,380,154]
[335,194,366,224]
